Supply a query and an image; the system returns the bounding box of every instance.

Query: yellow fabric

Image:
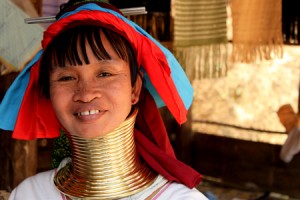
[231,0,283,63]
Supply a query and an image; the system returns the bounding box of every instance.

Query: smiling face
[44,27,141,138]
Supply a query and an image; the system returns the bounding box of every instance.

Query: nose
[72,79,102,102]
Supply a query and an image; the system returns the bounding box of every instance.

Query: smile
[76,110,100,116]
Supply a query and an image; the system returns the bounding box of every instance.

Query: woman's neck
[53,109,157,199]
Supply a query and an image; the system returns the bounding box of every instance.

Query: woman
[0,0,207,199]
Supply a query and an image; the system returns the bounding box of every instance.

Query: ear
[131,75,143,105]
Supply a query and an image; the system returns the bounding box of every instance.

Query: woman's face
[49,31,141,138]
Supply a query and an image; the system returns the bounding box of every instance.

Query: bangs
[45,26,131,67]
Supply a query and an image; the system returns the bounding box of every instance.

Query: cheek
[49,85,70,116]
[106,81,132,103]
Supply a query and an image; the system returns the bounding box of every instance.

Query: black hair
[38,25,139,98]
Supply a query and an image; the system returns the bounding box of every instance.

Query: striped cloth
[42,0,67,16]
[41,0,68,28]
[173,0,228,80]
[231,0,283,63]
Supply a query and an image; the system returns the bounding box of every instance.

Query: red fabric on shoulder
[135,89,175,157]
[135,90,202,188]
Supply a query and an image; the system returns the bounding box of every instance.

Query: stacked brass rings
[54,109,157,199]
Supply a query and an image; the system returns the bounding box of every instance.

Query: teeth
[78,110,99,116]
[89,110,99,115]
[80,111,90,116]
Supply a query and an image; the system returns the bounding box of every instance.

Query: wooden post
[11,140,37,188]
[0,130,13,191]
[174,108,193,166]
[0,72,37,191]
[298,79,300,114]
[160,105,194,166]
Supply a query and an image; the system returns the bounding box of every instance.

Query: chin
[70,122,124,138]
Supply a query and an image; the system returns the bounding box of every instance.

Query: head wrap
[0,1,201,188]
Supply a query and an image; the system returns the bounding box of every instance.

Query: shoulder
[9,169,62,200]
[155,182,208,200]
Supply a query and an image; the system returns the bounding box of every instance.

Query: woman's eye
[58,76,75,81]
[98,72,112,77]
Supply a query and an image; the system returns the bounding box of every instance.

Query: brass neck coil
[54,109,157,199]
